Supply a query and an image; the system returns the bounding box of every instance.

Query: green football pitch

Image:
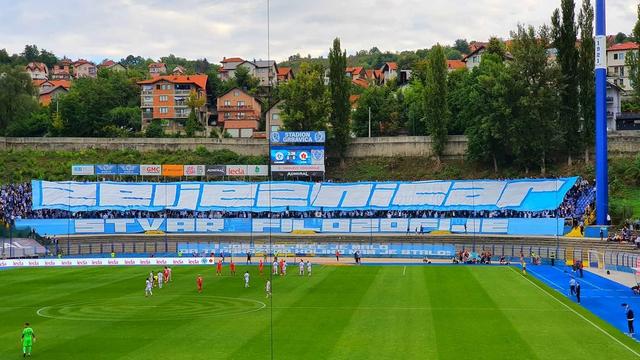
[1,264,639,359]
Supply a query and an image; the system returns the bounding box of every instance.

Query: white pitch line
[508,266,640,358]
[550,266,604,290]
[402,266,406,276]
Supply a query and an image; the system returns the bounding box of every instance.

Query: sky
[0,0,637,63]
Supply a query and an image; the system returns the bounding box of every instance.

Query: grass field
[1,264,639,359]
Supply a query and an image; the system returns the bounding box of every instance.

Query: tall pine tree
[424,44,449,164]
[552,0,580,164]
[578,0,595,162]
[328,38,351,165]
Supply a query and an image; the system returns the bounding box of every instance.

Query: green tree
[508,25,561,173]
[0,65,40,135]
[626,4,640,104]
[145,120,164,138]
[453,39,470,54]
[485,37,506,58]
[447,69,471,135]
[233,66,260,93]
[615,32,628,43]
[552,0,580,164]
[578,0,595,162]
[424,44,450,163]
[464,54,514,172]
[279,62,329,131]
[352,84,401,137]
[328,38,351,163]
[22,45,39,62]
[37,49,58,68]
[403,81,426,136]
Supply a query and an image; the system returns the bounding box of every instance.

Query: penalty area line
[402,266,406,276]
[508,266,640,358]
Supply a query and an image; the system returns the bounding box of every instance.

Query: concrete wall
[0,132,637,158]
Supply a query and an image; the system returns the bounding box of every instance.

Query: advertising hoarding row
[72,164,268,177]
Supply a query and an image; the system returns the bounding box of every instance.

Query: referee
[624,304,635,337]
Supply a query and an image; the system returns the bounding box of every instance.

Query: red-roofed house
[346,66,365,80]
[380,62,398,84]
[137,74,209,134]
[51,59,72,80]
[446,60,466,72]
[148,62,167,77]
[607,42,639,92]
[352,78,370,89]
[25,62,48,80]
[277,67,294,82]
[218,57,277,86]
[73,59,97,78]
[98,59,126,72]
[172,65,186,75]
[37,80,71,106]
[217,87,261,138]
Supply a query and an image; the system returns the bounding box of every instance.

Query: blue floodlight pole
[595,0,608,225]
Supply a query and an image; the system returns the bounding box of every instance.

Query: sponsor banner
[118,164,140,175]
[183,165,205,177]
[271,165,325,172]
[226,165,248,176]
[205,165,226,177]
[16,218,565,236]
[270,131,325,144]
[32,178,579,212]
[271,146,324,165]
[140,164,162,176]
[0,257,215,269]
[95,164,118,175]
[71,165,94,176]
[247,165,268,176]
[179,242,456,258]
[272,171,325,178]
[162,165,183,177]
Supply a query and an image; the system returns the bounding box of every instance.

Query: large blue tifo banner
[31,178,578,212]
[177,242,456,258]
[15,218,565,236]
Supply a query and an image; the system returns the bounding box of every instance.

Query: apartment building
[137,74,208,134]
[217,87,262,138]
[73,59,97,78]
[607,42,638,93]
[218,57,278,86]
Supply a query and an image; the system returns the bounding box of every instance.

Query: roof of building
[25,62,48,72]
[100,60,116,67]
[137,74,208,90]
[73,59,95,67]
[607,42,639,51]
[277,67,292,76]
[346,66,364,75]
[218,87,259,100]
[221,57,244,63]
[39,85,69,96]
[462,45,485,62]
[446,60,466,70]
[352,78,370,88]
[253,60,276,68]
[49,80,71,89]
[224,120,259,129]
[148,62,166,69]
[349,94,360,104]
[383,62,398,71]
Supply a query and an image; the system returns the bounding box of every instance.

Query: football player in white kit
[272,260,279,275]
[282,260,287,276]
[265,280,271,298]
[157,270,164,288]
[306,260,312,276]
[145,278,153,297]
[244,271,250,288]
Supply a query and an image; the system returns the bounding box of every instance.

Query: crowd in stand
[0,180,595,225]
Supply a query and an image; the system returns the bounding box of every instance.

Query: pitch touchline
[508,266,640,358]
[270,305,568,312]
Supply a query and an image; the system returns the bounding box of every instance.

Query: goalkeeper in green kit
[21,322,36,357]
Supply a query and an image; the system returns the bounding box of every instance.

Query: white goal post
[587,250,605,269]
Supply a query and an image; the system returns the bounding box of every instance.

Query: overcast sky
[0,0,637,63]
